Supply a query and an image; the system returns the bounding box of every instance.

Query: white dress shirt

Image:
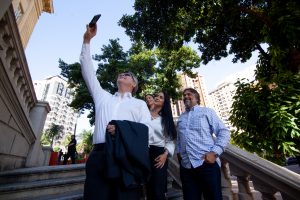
[148,116,175,157]
[80,43,153,144]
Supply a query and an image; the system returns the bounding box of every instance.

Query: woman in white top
[146,91,177,200]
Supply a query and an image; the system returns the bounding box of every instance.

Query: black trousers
[83,143,141,200]
[146,145,168,200]
[63,151,76,164]
[180,162,222,200]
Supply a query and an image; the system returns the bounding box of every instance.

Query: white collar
[114,92,132,98]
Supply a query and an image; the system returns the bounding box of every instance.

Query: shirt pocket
[189,114,210,131]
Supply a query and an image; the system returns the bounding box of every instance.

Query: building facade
[34,76,78,141]
[171,73,210,119]
[209,81,236,129]
[12,0,54,48]
[0,2,51,171]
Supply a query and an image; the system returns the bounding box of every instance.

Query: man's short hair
[121,71,138,94]
[183,88,200,105]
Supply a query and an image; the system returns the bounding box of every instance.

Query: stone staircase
[0,164,85,200]
[0,163,183,200]
[1,158,294,200]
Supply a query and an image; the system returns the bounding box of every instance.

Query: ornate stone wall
[0,5,50,171]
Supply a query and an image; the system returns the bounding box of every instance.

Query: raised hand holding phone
[89,14,101,27]
[83,14,101,43]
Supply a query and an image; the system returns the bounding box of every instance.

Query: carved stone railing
[222,144,300,200]
[168,144,300,200]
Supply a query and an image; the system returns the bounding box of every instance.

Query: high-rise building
[12,0,54,48]
[171,73,210,119]
[209,81,236,128]
[208,65,255,129]
[34,75,78,139]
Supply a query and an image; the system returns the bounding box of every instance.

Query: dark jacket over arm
[105,120,151,188]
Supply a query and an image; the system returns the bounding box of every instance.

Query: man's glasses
[118,73,132,78]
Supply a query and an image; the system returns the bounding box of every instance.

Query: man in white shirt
[80,23,152,200]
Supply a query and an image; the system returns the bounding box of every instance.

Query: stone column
[25,101,51,167]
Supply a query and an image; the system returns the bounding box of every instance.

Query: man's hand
[106,124,116,135]
[203,151,217,164]
[83,24,97,44]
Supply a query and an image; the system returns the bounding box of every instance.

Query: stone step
[29,190,83,200]
[0,164,85,184]
[0,175,85,200]
[167,188,183,200]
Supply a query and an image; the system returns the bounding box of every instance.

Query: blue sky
[25,0,258,134]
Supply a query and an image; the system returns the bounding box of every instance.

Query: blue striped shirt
[176,105,230,168]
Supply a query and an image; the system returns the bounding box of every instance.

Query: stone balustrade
[168,144,300,200]
[222,144,300,200]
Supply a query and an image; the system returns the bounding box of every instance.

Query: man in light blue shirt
[176,88,230,200]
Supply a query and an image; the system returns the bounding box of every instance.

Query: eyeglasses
[118,73,132,78]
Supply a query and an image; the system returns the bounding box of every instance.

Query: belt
[93,143,105,151]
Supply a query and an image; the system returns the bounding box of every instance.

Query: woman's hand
[154,151,168,168]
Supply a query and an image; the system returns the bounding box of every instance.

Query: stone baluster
[252,177,278,200]
[221,158,234,200]
[229,164,254,200]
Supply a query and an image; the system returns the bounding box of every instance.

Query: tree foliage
[59,39,201,125]
[230,73,300,164]
[119,0,300,164]
[41,123,64,147]
[77,129,93,154]
[120,0,300,72]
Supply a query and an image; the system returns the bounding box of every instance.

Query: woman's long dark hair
[159,91,177,140]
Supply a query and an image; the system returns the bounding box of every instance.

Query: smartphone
[89,14,101,27]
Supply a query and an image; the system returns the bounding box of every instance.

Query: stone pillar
[42,146,53,166]
[25,101,51,167]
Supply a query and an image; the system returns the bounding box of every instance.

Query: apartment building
[34,75,78,138]
[171,73,210,119]
[209,81,236,128]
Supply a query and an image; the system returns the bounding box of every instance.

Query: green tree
[77,129,93,154]
[59,39,201,125]
[42,123,64,147]
[119,0,300,164]
[60,133,73,149]
[41,132,51,146]
[120,0,300,72]
[230,73,300,164]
